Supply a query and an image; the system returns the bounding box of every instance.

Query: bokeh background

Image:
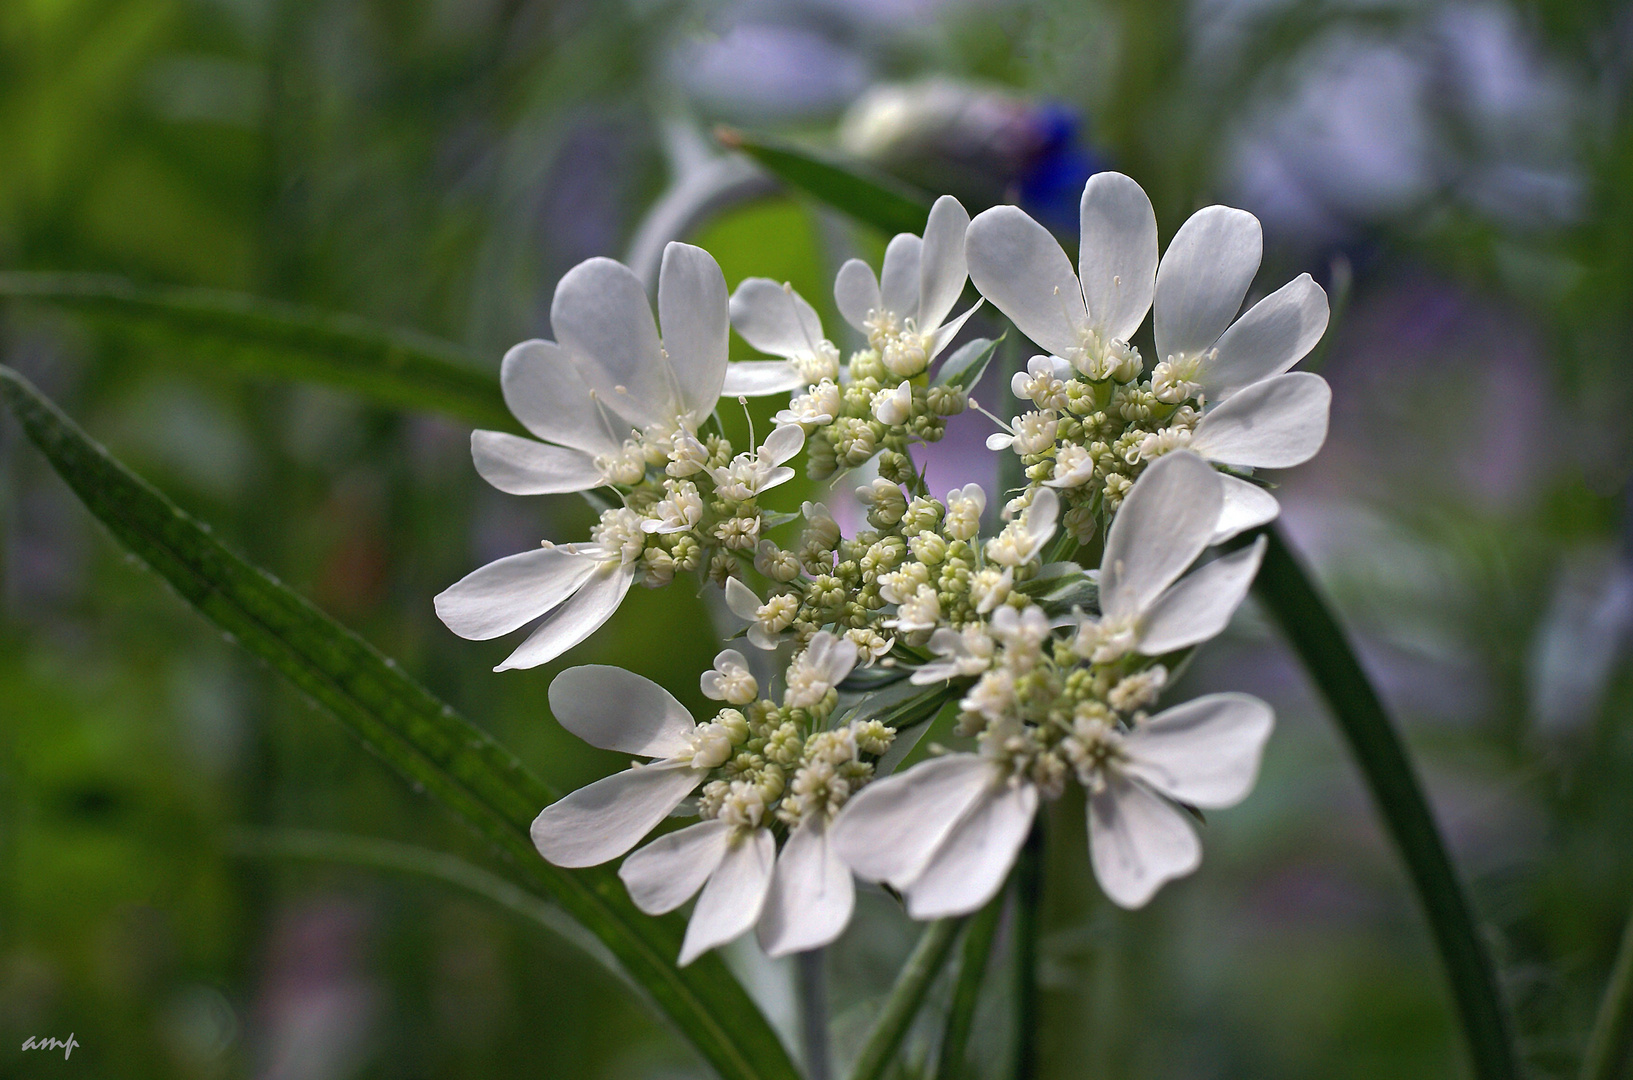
[2,0,1631,1077]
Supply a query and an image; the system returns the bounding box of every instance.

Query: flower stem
[849,917,963,1080]
[1252,526,1519,1080]
[1012,822,1044,1080]
[1580,899,1633,1080]
[935,890,1005,1080]
[798,949,832,1080]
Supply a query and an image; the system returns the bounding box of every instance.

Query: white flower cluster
[441,175,1333,966]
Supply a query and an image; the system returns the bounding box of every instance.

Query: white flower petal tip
[1077,171,1158,344]
[1099,451,1224,623]
[1212,475,1280,545]
[1190,372,1332,470]
[678,829,777,966]
[1153,205,1263,364]
[1204,273,1329,401]
[657,242,730,421]
[757,818,855,957]
[492,562,636,671]
[619,820,733,914]
[470,430,603,496]
[721,360,808,396]
[1137,536,1266,656]
[965,204,1085,359]
[829,755,998,887]
[434,546,597,640]
[903,781,1038,919]
[729,277,825,358]
[530,761,702,868]
[1123,692,1275,810]
[1088,773,1202,909]
[547,665,696,757]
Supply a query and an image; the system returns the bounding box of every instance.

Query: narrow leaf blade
[0,365,798,1080]
[932,335,1001,392]
[0,273,514,430]
[718,129,932,237]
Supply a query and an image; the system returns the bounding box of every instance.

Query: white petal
[500,339,626,454]
[903,782,1037,919]
[723,577,762,622]
[916,195,971,331]
[1153,206,1262,363]
[471,431,602,496]
[835,258,881,332]
[1088,773,1201,909]
[679,829,776,966]
[658,242,730,419]
[530,761,702,868]
[619,820,732,914]
[829,755,997,887]
[1099,452,1222,623]
[759,423,805,467]
[729,277,824,357]
[1137,537,1266,655]
[757,818,855,957]
[879,233,923,320]
[1121,692,1274,810]
[434,547,596,640]
[547,664,696,757]
[550,257,668,429]
[926,299,982,363]
[1077,172,1158,343]
[721,360,808,397]
[1204,273,1329,401]
[1211,475,1280,545]
[1025,487,1060,552]
[494,562,636,671]
[1190,372,1331,469]
[965,205,1086,358]
[986,432,1015,451]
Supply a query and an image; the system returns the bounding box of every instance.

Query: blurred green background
[1,0,1631,1077]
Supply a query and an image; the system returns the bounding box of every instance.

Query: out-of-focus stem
[1581,902,1633,1080]
[850,917,963,1080]
[1012,821,1044,1080]
[934,891,1005,1080]
[798,949,832,1080]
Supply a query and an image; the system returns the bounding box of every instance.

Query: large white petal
[500,339,627,454]
[1099,452,1222,623]
[759,423,805,467]
[834,258,881,332]
[1137,536,1266,656]
[1088,773,1201,909]
[495,562,635,671]
[1189,372,1331,469]
[729,277,825,357]
[903,782,1037,919]
[1077,172,1158,343]
[434,547,596,640]
[1211,475,1280,545]
[547,664,695,758]
[721,360,808,396]
[829,754,997,887]
[1204,273,1329,401]
[530,761,701,868]
[757,818,855,957]
[679,829,777,966]
[470,431,602,496]
[879,233,923,320]
[917,195,971,331]
[551,256,669,428]
[658,242,730,419]
[965,205,1086,358]
[1121,692,1274,809]
[1153,206,1262,363]
[723,577,762,622]
[619,820,732,914]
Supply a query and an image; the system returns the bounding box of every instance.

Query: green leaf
[849,917,964,1080]
[1253,526,1519,1080]
[718,129,932,237]
[0,273,514,431]
[0,365,799,1080]
[932,335,1002,392]
[1580,897,1633,1080]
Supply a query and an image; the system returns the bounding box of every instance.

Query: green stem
[1012,823,1044,1080]
[1581,901,1633,1080]
[798,949,833,1080]
[934,893,1005,1080]
[1253,527,1518,1080]
[850,917,963,1080]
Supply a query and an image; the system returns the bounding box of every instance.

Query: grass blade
[0,273,513,430]
[1253,526,1519,1080]
[0,364,798,1080]
[717,129,932,237]
[1580,898,1633,1080]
